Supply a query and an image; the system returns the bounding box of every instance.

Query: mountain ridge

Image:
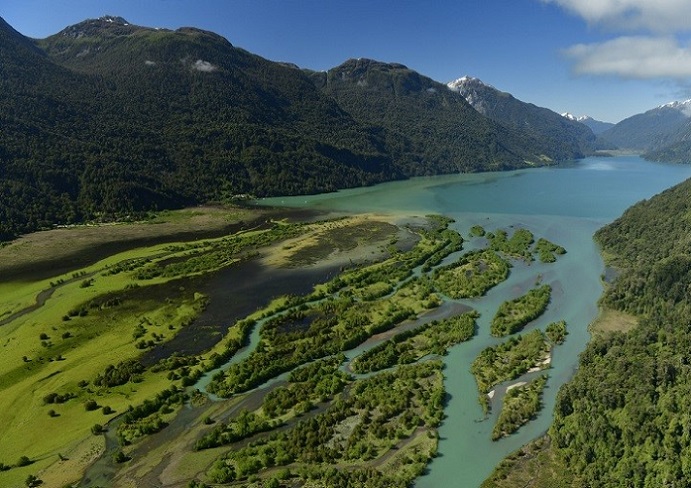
[0,16,599,240]
[448,75,596,161]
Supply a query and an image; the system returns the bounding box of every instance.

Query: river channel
[258,155,691,487]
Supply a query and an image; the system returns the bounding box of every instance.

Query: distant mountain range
[595,100,691,162]
[561,113,615,135]
[448,76,595,161]
[0,15,616,239]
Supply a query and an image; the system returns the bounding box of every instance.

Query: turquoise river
[259,155,691,487]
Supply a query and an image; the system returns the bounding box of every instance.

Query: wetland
[1,155,691,487]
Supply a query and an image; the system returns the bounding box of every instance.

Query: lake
[259,155,691,487]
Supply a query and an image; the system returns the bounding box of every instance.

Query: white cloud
[564,36,691,78]
[542,0,691,32]
[193,59,217,72]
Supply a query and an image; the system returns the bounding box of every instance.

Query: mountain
[0,16,585,240]
[309,60,541,175]
[448,76,596,161]
[599,100,691,152]
[562,113,614,135]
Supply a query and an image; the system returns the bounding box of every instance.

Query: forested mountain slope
[2,16,584,240]
[309,59,543,175]
[546,179,691,486]
[448,76,596,161]
[598,101,691,153]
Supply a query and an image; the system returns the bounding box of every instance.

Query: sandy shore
[506,381,527,392]
[528,351,552,373]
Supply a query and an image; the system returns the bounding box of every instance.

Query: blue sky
[4,0,691,123]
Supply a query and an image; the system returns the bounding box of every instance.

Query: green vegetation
[206,361,444,486]
[0,210,374,486]
[488,229,534,260]
[433,250,510,298]
[206,220,462,397]
[470,225,486,237]
[352,311,479,373]
[0,201,571,487]
[196,356,351,451]
[472,330,550,395]
[490,285,552,337]
[492,375,548,441]
[488,176,691,487]
[263,354,351,417]
[545,320,568,345]
[486,229,566,264]
[534,238,566,263]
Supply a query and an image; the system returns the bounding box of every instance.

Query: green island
[488,228,536,260]
[534,238,567,263]
[0,203,569,488]
[471,329,552,413]
[545,320,568,345]
[481,227,566,264]
[351,311,479,373]
[433,249,510,298]
[490,284,552,336]
[492,375,548,441]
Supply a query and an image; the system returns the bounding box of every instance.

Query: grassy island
[433,249,510,298]
[472,330,550,395]
[492,375,548,441]
[351,311,479,373]
[490,284,552,337]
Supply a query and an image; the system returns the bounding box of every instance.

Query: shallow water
[259,156,691,487]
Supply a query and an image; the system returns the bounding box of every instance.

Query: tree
[25,475,42,487]
[16,455,32,467]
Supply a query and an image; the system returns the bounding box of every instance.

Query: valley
[4,8,691,488]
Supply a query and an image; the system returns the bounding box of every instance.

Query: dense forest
[544,177,691,486]
[0,15,592,241]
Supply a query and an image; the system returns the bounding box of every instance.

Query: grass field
[0,206,405,487]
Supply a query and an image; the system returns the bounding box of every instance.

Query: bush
[16,455,32,467]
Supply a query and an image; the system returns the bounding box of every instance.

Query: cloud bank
[543,0,691,79]
[565,37,691,78]
[542,0,691,32]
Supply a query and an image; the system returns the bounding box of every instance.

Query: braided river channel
[259,155,691,487]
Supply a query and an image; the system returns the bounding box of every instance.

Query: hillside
[310,61,540,175]
[599,101,691,152]
[1,16,588,240]
[448,76,596,161]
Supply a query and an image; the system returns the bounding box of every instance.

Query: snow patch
[447,76,494,91]
[659,99,691,117]
[193,60,217,72]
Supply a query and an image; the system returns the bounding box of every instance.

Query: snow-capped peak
[98,15,129,25]
[447,76,494,91]
[561,113,592,122]
[658,99,691,117]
